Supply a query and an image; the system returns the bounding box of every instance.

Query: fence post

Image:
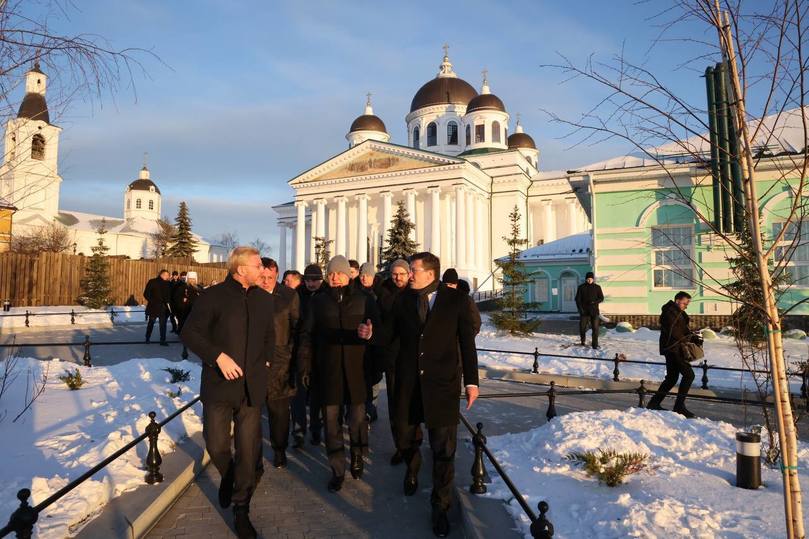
[701,360,709,390]
[532,347,540,374]
[613,354,620,382]
[637,380,647,408]
[546,381,557,421]
[24,310,30,328]
[145,411,164,484]
[109,308,116,325]
[470,422,488,494]
[70,309,76,325]
[83,336,92,368]
[529,500,554,538]
[801,364,808,400]
[2,488,38,538]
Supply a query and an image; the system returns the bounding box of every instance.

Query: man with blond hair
[181,246,275,539]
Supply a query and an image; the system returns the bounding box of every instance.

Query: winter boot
[327,473,345,493]
[218,463,235,508]
[646,393,667,411]
[233,505,257,539]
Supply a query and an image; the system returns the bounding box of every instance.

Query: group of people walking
[142,269,204,346]
[179,247,480,539]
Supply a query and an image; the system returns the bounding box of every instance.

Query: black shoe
[159,341,169,347]
[350,453,364,479]
[592,345,599,350]
[273,450,287,469]
[292,433,305,449]
[233,505,257,539]
[390,450,403,466]
[181,347,189,359]
[580,341,586,347]
[218,464,235,508]
[647,402,668,411]
[432,507,450,538]
[145,338,151,344]
[673,405,695,419]
[404,472,418,496]
[327,473,344,493]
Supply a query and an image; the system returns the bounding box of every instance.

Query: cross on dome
[437,44,457,78]
[364,92,374,115]
[481,68,490,94]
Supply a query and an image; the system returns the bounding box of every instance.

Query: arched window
[465,124,471,145]
[492,121,501,143]
[31,134,45,160]
[475,124,485,143]
[136,199,142,209]
[148,200,154,210]
[447,121,458,145]
[413,126,420,148]
[427,122,437,146]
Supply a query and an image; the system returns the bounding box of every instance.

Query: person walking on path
[168,271,180,333]
[144,269,171,346]
[297,255,380,493]
[358,262,382,423]
[172,271,203,359]
[389,252,479,538]
[575,272,604,349]
[646,291,703,418]
[180,247,275,539]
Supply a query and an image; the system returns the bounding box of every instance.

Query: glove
[301,372,310,390]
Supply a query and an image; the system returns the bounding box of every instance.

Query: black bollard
[801,365,808,400]
[532,348,540,374]
[470,422,488,494]
[529,500,554,538]
[109,308,116,324]
[701,360,709,390]
[612,354,620,382]
[637,380,647,408]
[2,299,10,312]
[2,488,38,539]
[83,335,92,368]
[145,411,164,484]
[70,309,76,325]
[546,381,557,421]
[736,431,761,489]
[24,310,30,328]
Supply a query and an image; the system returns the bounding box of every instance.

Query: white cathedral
[274,49,591,290]
[0,63,226,263]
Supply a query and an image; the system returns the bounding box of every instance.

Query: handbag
[681,341,704,362]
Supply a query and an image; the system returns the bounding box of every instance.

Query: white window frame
[773,220,809,288]
[532,275,550,305]
[651,224,695,290]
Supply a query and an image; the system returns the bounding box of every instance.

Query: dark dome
[410,77,478,112]
[349,114,387,133]
[17,93,49,123]
[128,178,161,195]
[466,93,506,113]
[508,132,536,150]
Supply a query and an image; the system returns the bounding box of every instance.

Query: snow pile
[0,306,145,329]
[0,357,202,538]
[485,408,809,538]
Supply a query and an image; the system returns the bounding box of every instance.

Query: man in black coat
[143,269,171,346]
[256,257,300,470]
[297,255,380,493]
[390,252,479,538]
[172,271,203,359]
[180,247,275,539]
[168,270,180,333]
[575,272,604,349]
[647,291,702,418]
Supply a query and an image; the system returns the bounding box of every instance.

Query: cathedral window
[447,122,458,145]
[31,134,45,160]
[465,124,471,146]
[427,122,437,146]
[413,126,420,148]
[136,199,142,209]
[475,124,485,143]
[148,200,154,210]
[492,121,501,143]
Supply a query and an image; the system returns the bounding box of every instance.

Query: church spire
[515,113,524,134]
[364,92,374,115]
[480,68,490,94]
[437,44,457,78]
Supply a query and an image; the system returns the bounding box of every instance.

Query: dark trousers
[169,312,178,333]
[579,313,600,347]
[324,403,368,477]
[145,309,168,343]
[291,375,323,439]
[650,351,695,407]
[265,397,290,451]
[385,368,398,448]
[203,398,261,506]
[399,422,457,511]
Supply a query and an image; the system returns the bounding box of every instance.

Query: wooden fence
[0,252,228,306]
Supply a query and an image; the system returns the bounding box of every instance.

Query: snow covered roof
[498,232,592,263]
[0,195,15,210]
[56,210,211,243]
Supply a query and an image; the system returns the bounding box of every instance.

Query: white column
[455,185,466,270]
[315,199,326,238]
[335,196,347,257]
[357,194,369,263]
[542,200,556,244]
[309,210,317,263]
[278,223,287,272]
[466,189,476,273]
[429,186,441,259]
[568,199,578,236]
[405,189,416,243]
[295,200,307,271]
[476,194,487,272]
[381,191,393,239]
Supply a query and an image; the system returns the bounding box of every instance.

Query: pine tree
[79,219,112,309]
[167,201,198,258]
[313,236,333,272]
[491,206,541,335]
[380,201,418,272]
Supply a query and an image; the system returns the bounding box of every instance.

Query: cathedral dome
[128,167,161,194]
[410,48,477,112]
[507,132,536,149]
[17,93,49,123]
[349,114,387,133]
[466,93,505,113]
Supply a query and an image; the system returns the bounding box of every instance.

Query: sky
[22,0,724,254]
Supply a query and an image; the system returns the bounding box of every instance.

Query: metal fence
[0,307,147,327]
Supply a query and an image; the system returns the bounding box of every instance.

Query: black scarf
[329,285,348,304]
[412,280,440,325]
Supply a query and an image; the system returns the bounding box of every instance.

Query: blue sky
[34,0,718,253]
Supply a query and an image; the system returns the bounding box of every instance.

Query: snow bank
[0,357,202,538]
[485,408,809,538]
[0,306,145,329]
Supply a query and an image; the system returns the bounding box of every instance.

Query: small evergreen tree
[491,206,541,334]
[79,219,112,308]
[380,201,418,272]
[313,236,333,272]
[167,201,198,258]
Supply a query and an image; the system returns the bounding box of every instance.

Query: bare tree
[150,217,175,259]
[250,238,271,257]
[10,221,72,254]
[544,1,806,534]
[216,231,239,254]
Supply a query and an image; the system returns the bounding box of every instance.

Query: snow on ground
[0,356,202,538]
[0,306,145,329]
[485,408,809,538]
[477,317,809,391]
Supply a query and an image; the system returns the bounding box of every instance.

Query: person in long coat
[575,272,604,349]
[297,255,380,493]
[143,269,171,345]
[172,271,203,359]
[389,252,478,538]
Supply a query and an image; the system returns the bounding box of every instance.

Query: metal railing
[0,307,147,327]
[0,336,186,365]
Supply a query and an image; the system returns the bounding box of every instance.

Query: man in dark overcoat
[181,247,275,539]
[172,271,203,359]
[575,271,604,349]
[143,269,171,345]
[297,255,380,493]
[389,252,479,538]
